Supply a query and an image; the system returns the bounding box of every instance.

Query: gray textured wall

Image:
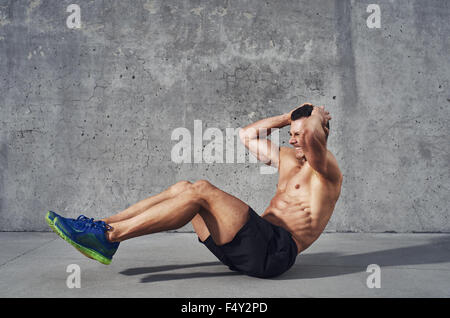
[0,0,449,232]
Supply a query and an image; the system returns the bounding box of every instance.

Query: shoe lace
[76,215,112,231]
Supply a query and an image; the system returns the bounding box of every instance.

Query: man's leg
[191,213,211,242]
[103,180,212,242]
[102,181,193,224]
[106,180,250,246]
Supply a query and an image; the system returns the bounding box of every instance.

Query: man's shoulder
[279,146,296,164]
[277,147,298,175]
[279,147,342,183]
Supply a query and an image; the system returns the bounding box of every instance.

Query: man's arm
[239,113,290,167]
[302,106,341,182]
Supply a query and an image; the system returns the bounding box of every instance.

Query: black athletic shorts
[198,206,298,278]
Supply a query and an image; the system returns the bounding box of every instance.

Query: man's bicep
[245,138,280,167]
[303,131,333,178]
[306,145,341,182]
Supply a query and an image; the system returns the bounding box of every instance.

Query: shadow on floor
[120,261,241,283]
[276,235,450,280]
[120,235,450,282]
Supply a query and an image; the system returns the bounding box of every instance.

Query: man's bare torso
[262,147,342,254]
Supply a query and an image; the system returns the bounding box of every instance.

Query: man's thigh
[192,180,250,245]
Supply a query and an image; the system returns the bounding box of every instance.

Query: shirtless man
[46,103,342,278]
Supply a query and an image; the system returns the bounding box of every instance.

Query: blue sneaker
[52,215,120,265]
[45,211,97,259]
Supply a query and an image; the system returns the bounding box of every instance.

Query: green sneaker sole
[46,211,90,256]
[46,213,111,265]
[45,212,56,231]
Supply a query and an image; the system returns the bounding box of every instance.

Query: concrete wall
[0,0,449,232]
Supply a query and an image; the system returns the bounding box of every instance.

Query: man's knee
[169,180,213,194]
[167,180,211,200]
[192,180,215,194]
[169,180,192,195]
[170,180,215,205]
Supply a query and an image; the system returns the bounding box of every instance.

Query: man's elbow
[238,128,248,144]
[238,127,246,138]
[239,128,257,144]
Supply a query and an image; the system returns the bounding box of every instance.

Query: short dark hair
[291,105,330,129]
[291,104,330,131]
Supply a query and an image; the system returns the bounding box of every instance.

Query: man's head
[288,104,330,160]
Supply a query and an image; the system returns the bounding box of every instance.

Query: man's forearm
[240,113,290,140]
[303,114,327,140]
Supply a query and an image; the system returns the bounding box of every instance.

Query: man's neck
[296,156,307,166]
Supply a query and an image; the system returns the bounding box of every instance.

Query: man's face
[289,118,307,160]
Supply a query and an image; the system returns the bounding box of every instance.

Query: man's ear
[324,127,329,140]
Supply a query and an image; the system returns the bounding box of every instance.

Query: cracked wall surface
[0,0,449,231]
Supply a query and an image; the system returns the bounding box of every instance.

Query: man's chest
[277,163,314,195]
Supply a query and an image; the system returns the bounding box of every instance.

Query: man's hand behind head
[311,105,332,127]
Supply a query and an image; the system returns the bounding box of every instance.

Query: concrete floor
[0,232,449,298]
